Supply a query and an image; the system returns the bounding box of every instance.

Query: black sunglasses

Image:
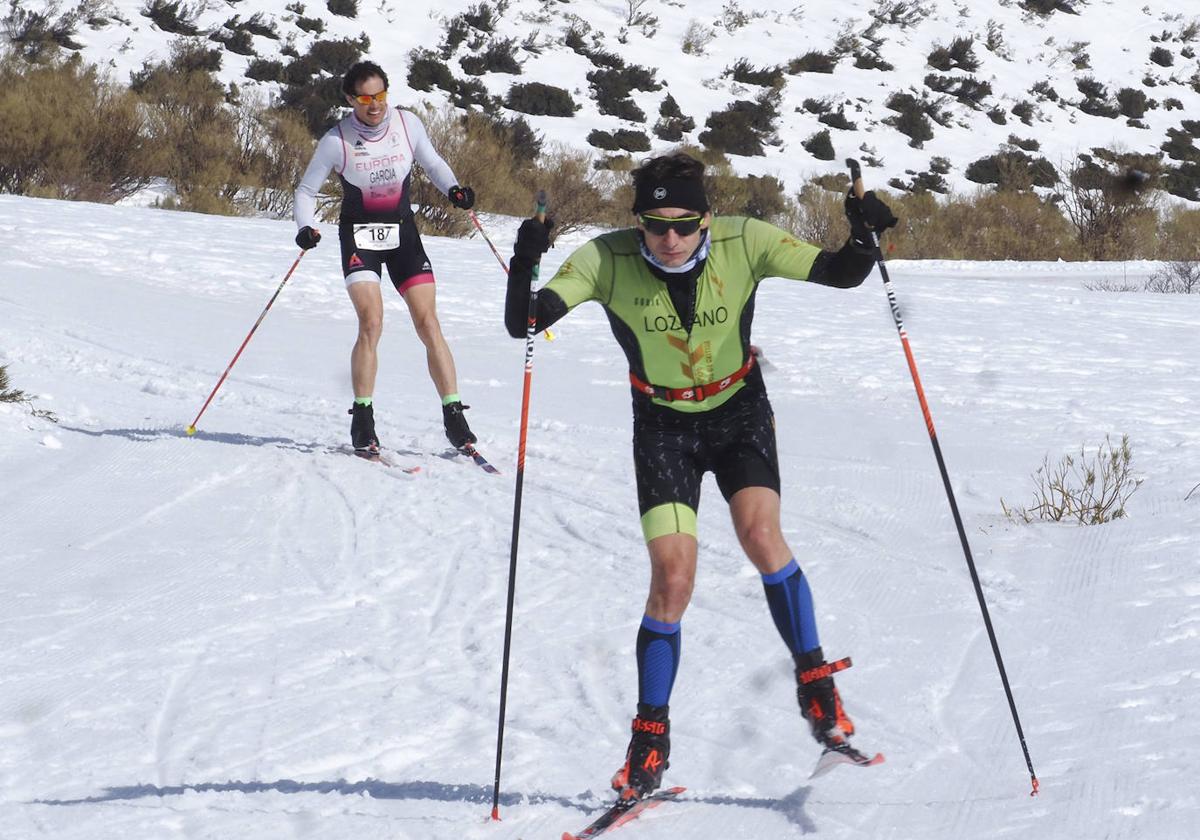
[639,213,704,236]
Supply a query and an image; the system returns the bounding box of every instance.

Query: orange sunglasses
[350,91,387,105]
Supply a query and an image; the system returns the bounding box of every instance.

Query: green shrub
[211,27,255,57]
[1149,45,1173,66]
[924,74,992,108]
[588,129,650,153]
[296,16,324,34]
[787,51,837,74]
[1020,0,1078,14]
[653,94,695,141]
[450,77,498,112]
[308,37,366,75]
[1011,101,1035,124]
[408,49,455,92]
[246,58,284,82]
[884,93,934,147]
[504,82,577,116]
[698,94,779,157]
[802,129,835,161]
[3,2,83,61]
[853,51,893,71]
[587,64,661,122]
[462,2,498,33]
[460,38,522,75]
[1076,76,1118,117]
[279,74,343,136]
[964,150,1055,189]
[1116,87,1151,118]
[818,110,857,131]
[927,37,979,71]
[141,1,202,37]
[587,130,621,151]
[326,0,358,18]
[727,59,784,88]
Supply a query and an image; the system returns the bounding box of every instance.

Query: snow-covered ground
[19,0,1200,198]
[1,193,1198,839]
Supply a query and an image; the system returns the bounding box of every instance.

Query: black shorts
[633,388,781,540]
[338,220,434,293]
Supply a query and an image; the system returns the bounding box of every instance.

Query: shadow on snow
[33,778,817,831]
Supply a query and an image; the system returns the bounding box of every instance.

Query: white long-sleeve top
[294,107,458,229]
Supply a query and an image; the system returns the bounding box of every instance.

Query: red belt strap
[629,354,755,403]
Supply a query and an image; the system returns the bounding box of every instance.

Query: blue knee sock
[762,559,820,656]
[636,615,681,708]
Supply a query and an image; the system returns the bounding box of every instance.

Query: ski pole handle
[534,189,547,224]
[846,158,865,200]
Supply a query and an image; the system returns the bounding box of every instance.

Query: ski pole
[186,249,306,435]
[469,210,511,274]
[846,158,1039,797]
[491,190,547,821]
[471,210,555,342]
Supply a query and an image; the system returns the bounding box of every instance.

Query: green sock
[441,393,461,406]
[354,396,372,407]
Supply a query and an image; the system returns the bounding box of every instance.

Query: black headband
[632,177,710,215]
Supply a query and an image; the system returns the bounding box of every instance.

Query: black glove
[844,190,897,249]
[513,217,554,263]
[295,226,321,250]
[448,184,475,210]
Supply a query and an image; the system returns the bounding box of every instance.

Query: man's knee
[357,313,384,342]
[737,518,786,561]
[411,313,443,345]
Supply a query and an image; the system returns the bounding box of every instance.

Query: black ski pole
[491,190,548,820]
[846,159,1039,797]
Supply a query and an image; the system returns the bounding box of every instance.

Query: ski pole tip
[490,805,502,821]
[1030,776,1040,797]
[185,425,197,436]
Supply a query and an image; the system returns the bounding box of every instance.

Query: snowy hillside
[2,193,1199,839]
[10,0,1200,198]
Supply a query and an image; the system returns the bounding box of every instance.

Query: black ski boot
[442,400,477,448]
[795,647,855,749]
[611,704,670,801]
[349,402,380,452]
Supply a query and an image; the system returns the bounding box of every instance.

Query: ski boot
[795,647,855,749]
[349,402,380,453]
[442,400,477,449]
[611,704,670,801]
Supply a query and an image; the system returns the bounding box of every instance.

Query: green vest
[544,216,822,413]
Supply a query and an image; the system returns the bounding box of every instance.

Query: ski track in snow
[2,195,1199,838]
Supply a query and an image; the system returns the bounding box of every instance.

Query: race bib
[352,223,400,251]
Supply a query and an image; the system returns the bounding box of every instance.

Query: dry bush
[140,70,240,214]
[411,104,525,235]
[1144,260,1200,293]
[231,98,315,218]
[781,181,847,250]
[0,52,158,201]
[532,143,616,237]
[944,190,1078,260]
[881,189,940,258]
[1157,205,1200,261]
[1002,435,1141,525]
[1054,156,1161,259]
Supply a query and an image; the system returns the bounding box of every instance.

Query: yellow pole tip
[186,426,196,436]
